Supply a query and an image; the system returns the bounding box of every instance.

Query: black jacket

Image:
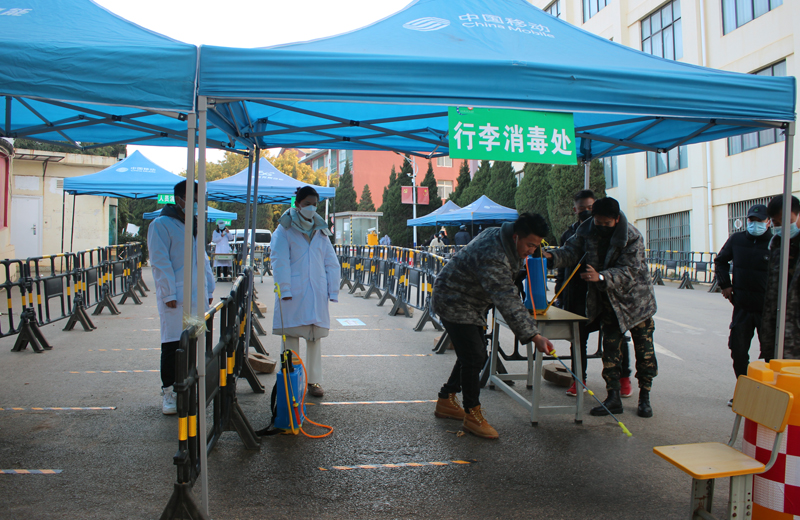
[454,230,472,246]
[554,220,589,314]
[714,230,771,314]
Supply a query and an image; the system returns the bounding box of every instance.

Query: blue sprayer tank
[523,255,548,312]
[274,354,305,431]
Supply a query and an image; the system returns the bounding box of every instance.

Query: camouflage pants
[599,299,658,391]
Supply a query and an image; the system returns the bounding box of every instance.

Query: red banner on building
[401,186,430,205]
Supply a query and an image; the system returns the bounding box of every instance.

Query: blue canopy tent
[207,158,335,204]
[62,150,185,199]
[143,206,237,223]
[424,195,518,226]
[406,200,461,226]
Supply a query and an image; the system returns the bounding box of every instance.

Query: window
[728,61,787,155]
[722,0,782,34]
[436,156,453,168]
[646,145,688,178]
[647,211,691,253]
[603,156,618,189]
[545,0,563,19]
[727,197,771,235]
[338,150,353,174]
[437,180,453,200]
[641,0,683,60]
[583,0,609,22]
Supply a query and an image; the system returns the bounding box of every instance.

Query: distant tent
[423,195,517,226]
[143,206,237,223]
[406,200,461,226]
[63,150,184,199]
[207,158,335,204]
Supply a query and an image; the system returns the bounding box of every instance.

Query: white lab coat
[148,215,215,343]
[271,224,340,332]
[211,228,233,267]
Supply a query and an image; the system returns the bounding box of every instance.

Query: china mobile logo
[403,17,451,31]
[116,167,129,172]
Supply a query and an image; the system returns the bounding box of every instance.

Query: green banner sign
[157,194,175,205]
[219,219,232,226]
[447,107,577,165]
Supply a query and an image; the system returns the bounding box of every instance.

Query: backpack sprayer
[257,283,333,438]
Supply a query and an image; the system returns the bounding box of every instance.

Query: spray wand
[547,349,632,437]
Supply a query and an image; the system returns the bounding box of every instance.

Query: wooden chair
[653,375,794,520]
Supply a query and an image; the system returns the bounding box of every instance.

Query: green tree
[378,157,414,246]
[357,184,376,212]
[334,160,358,212]
[13,138,125,157]
[515,162,554,240]
[416,160,444,241]
[545,160,606,244]
[449,160,471,203]
[485,161,517,208]
[458,160,492,206]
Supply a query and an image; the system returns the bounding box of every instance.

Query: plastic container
[523,255,548,312]
[274,359,306,431]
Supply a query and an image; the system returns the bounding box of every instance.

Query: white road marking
[654,316,704,331]
[654,342,683,361]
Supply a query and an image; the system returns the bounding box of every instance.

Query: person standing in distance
[148,180,215,415]
[714,204,771,405]
[761,195,800,361]
[211,219,233,280]
[271,186,340,398]
[543,197,658,418]
[432,213,554,439]
[454,225,472,246]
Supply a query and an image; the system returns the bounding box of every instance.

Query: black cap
[747,204,768,220]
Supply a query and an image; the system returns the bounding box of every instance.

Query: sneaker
[566,381,587,397]
[434,393,466,420]
[161,387,177,415]
[308,383,324,398]
[462,405,499,439]
[620,377,633,398]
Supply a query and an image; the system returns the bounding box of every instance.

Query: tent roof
[206,158,336,204]
[144,206,237,222]
[427,195,517,225]
[407,199,461,226]
[197,0,795,159]
[63,150,185,199]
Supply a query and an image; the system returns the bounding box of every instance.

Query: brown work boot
[462,405,499,439]
[434,393,466,420]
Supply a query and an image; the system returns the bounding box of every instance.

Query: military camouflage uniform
[761,234,800,360]
[433,222,541,410]
[548,212,658,391]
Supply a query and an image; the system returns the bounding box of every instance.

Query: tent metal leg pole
[70,194,76,252]
[243,146,259,362]
[242,151,254,277]
[196,96,210,517]
[774,121,795,360]
[583,161,590,190]
[60,189,66,271]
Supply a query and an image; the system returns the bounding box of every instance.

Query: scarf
[279,207,331,237]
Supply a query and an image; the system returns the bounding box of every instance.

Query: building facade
[9,149,118,262]
[531,0,799,253]
[299,148,476,206]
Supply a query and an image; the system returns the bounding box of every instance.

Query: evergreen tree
[450,160,471,203]
[416,160,444,242]
[545,159,606,244]
[334,160,358,212]
[378,157,415,246]
[515,162,554,241]
[485,161,517,208]
[458,160,492,206]
[357,184,376,212]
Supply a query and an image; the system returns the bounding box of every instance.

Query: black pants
[569,320,631,382]
[729,308,763,379]
[161,340,180,388]
[217,266,231,279]
[439,319,487,411]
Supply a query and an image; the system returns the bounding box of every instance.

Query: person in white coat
[211,219,233,280]
[271,186,339,398]
[148,180,215,415]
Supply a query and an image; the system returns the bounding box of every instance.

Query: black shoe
[590,389,623,416]
[637,389,653,418]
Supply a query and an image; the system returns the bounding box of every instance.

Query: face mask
[299,205,317,219]
[747,221,767,236]
[578,210,592,223]
[596,225,615,238]
[774,222,800,239]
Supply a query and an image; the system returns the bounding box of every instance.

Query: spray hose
[288,349,334,439]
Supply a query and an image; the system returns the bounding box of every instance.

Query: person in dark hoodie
[714,203,772,405]
[544,197,658,418]
[432,213,554,439]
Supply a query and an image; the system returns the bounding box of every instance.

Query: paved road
[0,268,753,519]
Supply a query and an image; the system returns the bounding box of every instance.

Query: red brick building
[296,148,477,206]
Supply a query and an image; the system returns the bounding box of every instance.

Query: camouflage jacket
[548,212,656,332]
[432,223,541,342]
[761,234,800,359]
